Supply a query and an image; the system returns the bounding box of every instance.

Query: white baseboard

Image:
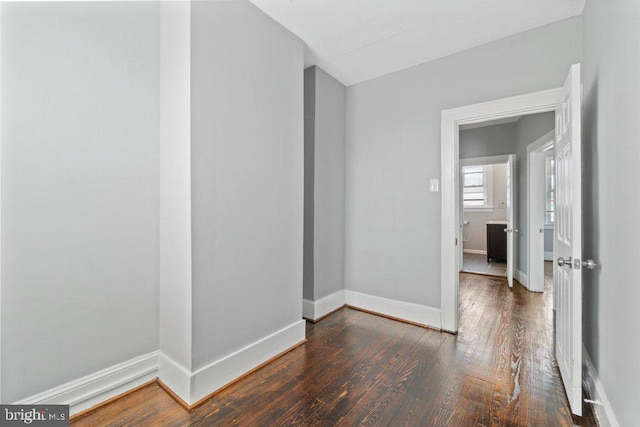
[191,320,305,403]
[345,290,441,330]
[158,353,192,404]
[583,346,620,427]
[303,290,346,321]
[159,320,306,405]
[302,299,314,320]
[463,249,487,255]
[544,251,554,261]
[16,320,305,413]
[515,269,529,288]
[15,351,159,416]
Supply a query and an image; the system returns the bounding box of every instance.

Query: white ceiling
[249,0,585,86]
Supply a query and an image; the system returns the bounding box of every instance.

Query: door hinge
[455,238,458,246]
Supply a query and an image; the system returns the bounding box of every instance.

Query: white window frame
[462,164,493,212]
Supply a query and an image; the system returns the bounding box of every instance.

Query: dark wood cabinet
[487,223,507,263]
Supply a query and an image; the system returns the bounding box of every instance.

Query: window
[545,155,555,224]
[463,165,493,210]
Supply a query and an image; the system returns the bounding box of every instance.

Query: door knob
[557,256,572,268]
[582,259,597,270]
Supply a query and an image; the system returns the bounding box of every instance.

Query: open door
[459,168,464,273]
[554,63,583,416]
[505,154,516,287]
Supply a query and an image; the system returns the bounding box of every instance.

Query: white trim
[302,290,346,321]
[441,88,561,332]
[514,269,531,290]
[158,353,192,404]
[159,320,306,405]
[526,130,555,153]
[190,320,305,404]
[544,251,554,261]
[527,130,555,293]
[463,249,487,255]
[506,154,516,287]
[302,299,315,320]
[14,320,306,413]
[15,351,160,416]
[0,3,3,403]
[460,155,511,167]
[583,346,621,427]
[463,207,493,213]
[345,290,441,330]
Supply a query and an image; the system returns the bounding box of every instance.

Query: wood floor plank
[72,271,597,426]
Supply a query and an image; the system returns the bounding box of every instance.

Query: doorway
[440,88,560,333]
[441,66,585,417]
[459,156,512,279]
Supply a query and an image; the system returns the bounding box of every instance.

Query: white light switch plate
[430,179,439,192]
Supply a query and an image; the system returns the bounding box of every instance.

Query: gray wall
[190,1,304,370]
[582,1,640,425]
[345,18,580,307]
[459,123,517,159]
[544,228,553,253]
[304,66,346,301]
[1,2,160,401]
[303,67,316,300]
[514,113,556,274]
[460,113,555,276]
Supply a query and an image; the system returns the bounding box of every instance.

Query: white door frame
[0,4,4,403]
[459,155,513,276]
[527,131,554,293]
[440,88,560,333]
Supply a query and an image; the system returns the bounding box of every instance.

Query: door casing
[440,88,560,333]
[459,155,514,284]
[527,131,555,293]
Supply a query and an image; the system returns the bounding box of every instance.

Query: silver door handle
[557,256,572,268]
[582,259,597,270]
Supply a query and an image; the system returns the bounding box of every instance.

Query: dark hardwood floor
[72,272,596,426]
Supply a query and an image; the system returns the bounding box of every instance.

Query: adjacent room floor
[462,251,507,277]
[71,267,594,426]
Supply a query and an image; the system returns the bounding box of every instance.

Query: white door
[554,63,583,416]
[506,154,516,287]
[459,169,465,272]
